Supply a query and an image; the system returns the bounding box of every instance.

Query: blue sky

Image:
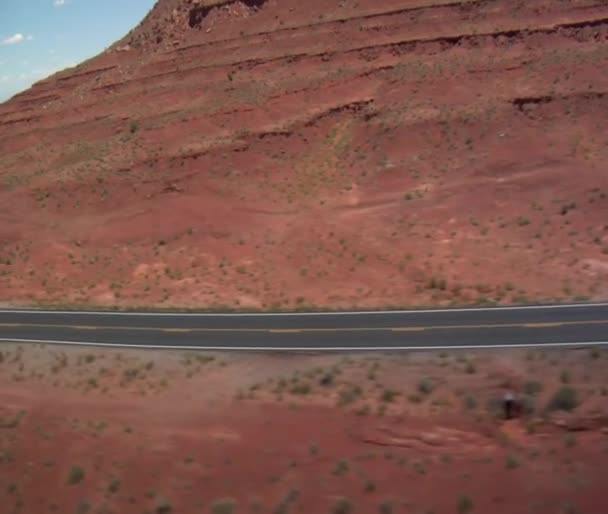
[0,0,156,102]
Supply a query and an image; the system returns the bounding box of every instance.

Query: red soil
[1,0,608,309]
[1,344,607,514]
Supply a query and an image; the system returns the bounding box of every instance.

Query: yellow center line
[269,329,303,334]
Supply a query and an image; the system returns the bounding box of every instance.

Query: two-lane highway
[0,303,607,351]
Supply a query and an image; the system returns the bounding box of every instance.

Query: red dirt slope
[1,0,607,309]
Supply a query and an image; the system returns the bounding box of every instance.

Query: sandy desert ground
[1,342,607,513]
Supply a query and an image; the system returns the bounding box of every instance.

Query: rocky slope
[1,0,607,309]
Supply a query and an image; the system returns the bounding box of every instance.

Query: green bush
[520,395,536,415]
[505,455,519,469]
[211,498,236,514]
[457,495,474,514]
[108,478,121,494]
[523,381,543,395]
[517,216,530,226]
[381,390,399,403]
[379,501,393,514]
[463,395,477,410]
[156,498,173,514]
[332,498,352,514]
[290,383,311,395]
[417,378,434,395]
[332,460,349,476]
[547,387,578,412]
[67,466,85,485]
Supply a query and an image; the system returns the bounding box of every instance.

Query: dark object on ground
[320,374,334,386]
[504,391,517,419]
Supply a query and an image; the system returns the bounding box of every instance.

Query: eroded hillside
[1,0,607,309]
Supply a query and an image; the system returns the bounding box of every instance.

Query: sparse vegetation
[332,497,352,514]
[457,495,474,514]
[524,381,543,395]
[463,395,477,410]
[290,383,311,395]
[67,466,85,485]
[590,347,601,360]
[417,378,434,395]
[381,389,399,403]
[155,497,173,514]
[547,387,578,412]
[332,459,350,476]
[379,501,393,514]
[505,455,520,469]
[337,385,362,406]
[211,498,237,514]
[108,477,121,494]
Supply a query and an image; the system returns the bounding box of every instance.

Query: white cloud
[2,34,25,45]
[1,33,33,45]
[53,0,67,6]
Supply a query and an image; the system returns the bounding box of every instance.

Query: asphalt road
[0,303,607,351]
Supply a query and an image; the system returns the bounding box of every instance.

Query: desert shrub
[381,390,399,403]
[524,381,543,395]
[337,385,362,406]
[211,498,236,514]
[379,501,393,514]
[332,460,349,476]
[457,495,474,514]
[156,498,173,514]
[417,378,434,395]
[547,387,578,412]
[332,498,352,514]
[505,455,520,469]
[108,478,121,493]
[520,395,536,415]
[290,383,310,395]
[463,395,477,410]
[67,466,85,485]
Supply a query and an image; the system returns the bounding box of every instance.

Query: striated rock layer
[0,0,607,309]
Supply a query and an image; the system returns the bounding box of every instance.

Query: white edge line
[0,302,607,317]
[1,338,607,351]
